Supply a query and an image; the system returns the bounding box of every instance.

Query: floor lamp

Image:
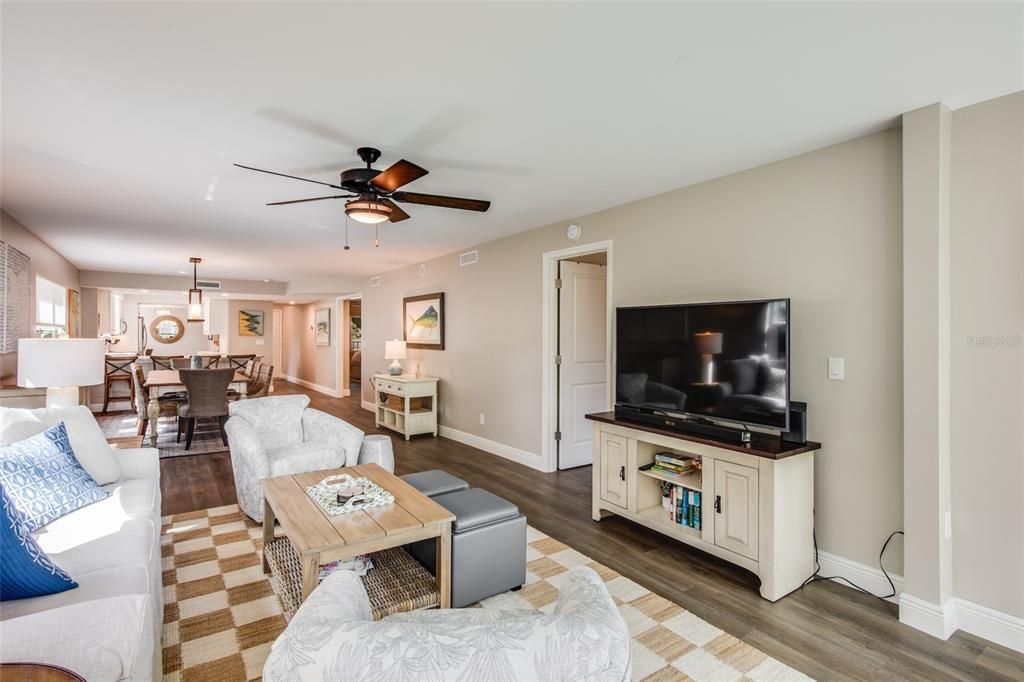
[17,338,106,408]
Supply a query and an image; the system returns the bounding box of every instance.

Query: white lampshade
[384,339,407,360]
[693,332,723,355]
[18,338,106,388]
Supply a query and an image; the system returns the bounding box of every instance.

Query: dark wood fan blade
[391,191,490,212]
[370,159,428,193]
[234,163,345,190]
[266,195,352,206]
[381,198,410,223]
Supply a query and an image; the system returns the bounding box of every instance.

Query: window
[35,276,67,338]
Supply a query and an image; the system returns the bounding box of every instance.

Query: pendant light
[187,257,205,323]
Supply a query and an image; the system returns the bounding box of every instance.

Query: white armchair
[263,565,631,682]
[225,395,364,522]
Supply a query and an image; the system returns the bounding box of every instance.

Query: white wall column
[900,102,955,638]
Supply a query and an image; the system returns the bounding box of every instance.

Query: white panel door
[558,260,608,469]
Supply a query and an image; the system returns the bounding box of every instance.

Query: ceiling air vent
[459,250,478,267]
[196,280,221,290]
[369,275,382,288]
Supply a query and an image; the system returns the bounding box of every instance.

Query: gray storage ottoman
[400,469,469,497]
[408,488,527,608]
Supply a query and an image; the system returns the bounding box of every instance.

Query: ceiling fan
[234,147,491,225]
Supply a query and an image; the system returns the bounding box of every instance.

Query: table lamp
[693,332,723,384]
[384,339,407,376]
[17,338,107,407]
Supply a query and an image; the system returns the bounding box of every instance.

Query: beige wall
[950,92,1023,618]
[0,210,81,378]
[362,128,905,572]
[224,300,274,360]
[276,299,341,393]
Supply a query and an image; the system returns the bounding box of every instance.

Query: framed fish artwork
[403,293,445,350]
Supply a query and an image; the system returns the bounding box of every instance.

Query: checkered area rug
[161,505,811,682]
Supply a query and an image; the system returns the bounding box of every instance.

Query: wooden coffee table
[261,464,454,612]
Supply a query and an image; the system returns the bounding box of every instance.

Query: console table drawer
[379,380,404,394]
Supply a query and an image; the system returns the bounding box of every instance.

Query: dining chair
[131,363,183,437]
[152,355,185,371]
[200,355,220,369]
[177,368,235,450]
[243,358,256,377]
[103,353,138,413]
[246,364,274,399]
[225,354,256,372]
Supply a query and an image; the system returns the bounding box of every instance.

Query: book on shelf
[666,484,702,531]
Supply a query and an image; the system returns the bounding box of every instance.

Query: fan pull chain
[375,223,380,248]
[344,215,351,251]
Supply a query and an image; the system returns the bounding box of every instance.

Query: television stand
[587,411,822,601]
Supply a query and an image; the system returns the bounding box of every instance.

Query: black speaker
[781,401,807,445]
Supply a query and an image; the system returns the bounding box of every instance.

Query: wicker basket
[264,537,439,620]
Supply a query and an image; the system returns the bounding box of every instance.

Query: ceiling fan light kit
[235,146,490,249]
[345,198,392,224]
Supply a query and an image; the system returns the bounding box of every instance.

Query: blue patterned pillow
[0,422,110,531]
[0,481,78,600]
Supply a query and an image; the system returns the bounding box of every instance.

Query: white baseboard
[899,593,957,640]
[280,375,342,398]
[438,425,552,473]
[953,598,1024,653]
[817,550,904,604]
[898,592,1024,651]
[362,400,375,412]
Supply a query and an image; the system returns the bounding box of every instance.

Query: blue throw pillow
[0,422,110,531]
[0,482,78,600]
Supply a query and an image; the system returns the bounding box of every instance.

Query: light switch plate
[828,357,845,380]
[255,339,265,346]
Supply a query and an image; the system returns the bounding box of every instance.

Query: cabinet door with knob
[713,460,759,560]
[598,431,630,510]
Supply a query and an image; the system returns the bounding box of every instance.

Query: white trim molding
[954,598,1024,653]
[361,399,375,412]
[899,593,958,640]
[540,239,614,473]
[817,551,904,604]
[280,374,343,398]
[438,425,551,473]
[898,593,1024,652]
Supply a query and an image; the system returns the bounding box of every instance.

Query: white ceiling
[2,2,1021,281]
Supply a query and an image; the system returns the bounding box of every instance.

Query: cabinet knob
[618,465,625,481]
[714,495,722,514]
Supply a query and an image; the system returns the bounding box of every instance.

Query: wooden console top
[585,411,821,460]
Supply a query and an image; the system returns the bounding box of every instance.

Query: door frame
[335,293,362,398]
[540,240,614,473]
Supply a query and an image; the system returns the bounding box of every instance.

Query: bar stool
[103,353,139,413]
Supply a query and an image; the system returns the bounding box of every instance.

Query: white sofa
[0,405,162,682]
[225,394,364,522]
[263,564,632,682]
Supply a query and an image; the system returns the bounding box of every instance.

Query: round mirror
[149,315,185,344]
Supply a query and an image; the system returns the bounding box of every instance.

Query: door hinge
[555,278,562,289]
[554,430,562,441]
[554,354,562,366]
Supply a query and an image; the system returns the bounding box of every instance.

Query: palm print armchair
[263,565,631,682]
[224,395,363,522]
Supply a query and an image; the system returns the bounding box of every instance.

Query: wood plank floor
[99,380,1023,681]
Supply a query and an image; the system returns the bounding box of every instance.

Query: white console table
[372,374,439,440]
[588,412,822,601]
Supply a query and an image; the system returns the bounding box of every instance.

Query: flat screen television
[615,299,790,430]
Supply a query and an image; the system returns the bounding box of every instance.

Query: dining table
[143,369,250,447]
